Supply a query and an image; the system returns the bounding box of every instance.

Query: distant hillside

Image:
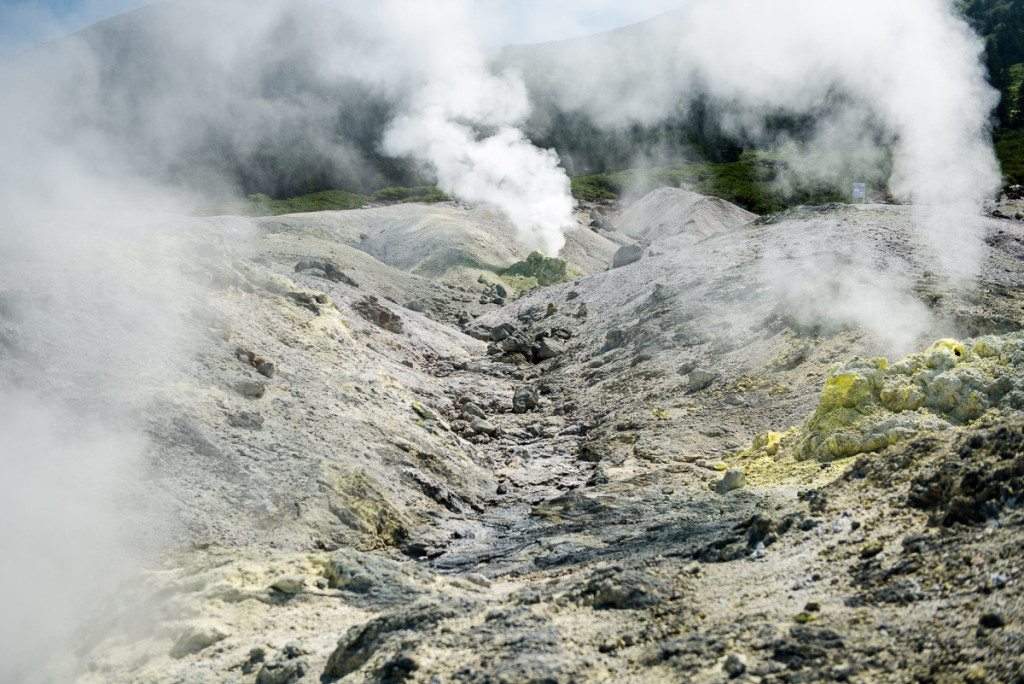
[4,0,1021,207]
[1,0,428,199]
[960,0,1024,129]
[959,0,1024,184]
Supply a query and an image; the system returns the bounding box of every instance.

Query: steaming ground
[4,191,1017,682]
[0,0,1018,681]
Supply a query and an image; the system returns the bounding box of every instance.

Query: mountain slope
[3,191,1018,682]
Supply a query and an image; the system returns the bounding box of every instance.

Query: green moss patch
[499,251,580,289]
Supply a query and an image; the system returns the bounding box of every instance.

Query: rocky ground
[3,189,1024,683]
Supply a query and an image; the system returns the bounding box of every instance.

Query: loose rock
[513,385,540,413]
[271,574,306,594]
[690,368,718,391]
[534,337,566,360]
[470,417,498,436]
[169,624,230,659]
[715,468,746,494]
[612,244,644,269]
[234,380,266,399]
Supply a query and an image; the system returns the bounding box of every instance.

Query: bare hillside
[2,192,1020,683]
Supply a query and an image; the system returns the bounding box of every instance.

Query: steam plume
[512,0,1000,264]
[0,0,1007,676]
[378,0,575,256]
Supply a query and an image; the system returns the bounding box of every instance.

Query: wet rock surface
[9,196,1024,682]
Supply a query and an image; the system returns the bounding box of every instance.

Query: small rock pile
[353,296,403,333]
[295,259,359,288]
[484,322,571,364]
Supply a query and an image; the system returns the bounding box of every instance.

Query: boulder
[612,244,644,269]
[461,402,486,420]
[490,323,517,341]
[470,417,498,436]
[353,297,403,333]
[169,623,230,659]
[513,385,540,413]
[294,259,326,273]
[500,334,534,357]
[323,262,359,288]
[234,380,266,399]
[270,574,307,594]
[689,368,718,391]
[715,469,746,494]
[534,337,566,360]
[256,643,308,684]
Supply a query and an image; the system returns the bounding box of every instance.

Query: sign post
[852,183,867,204]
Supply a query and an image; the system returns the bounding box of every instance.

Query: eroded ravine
[41,195,1024,682]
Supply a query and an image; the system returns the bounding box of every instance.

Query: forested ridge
[960,0,1024,186]
[10,0,1023,210]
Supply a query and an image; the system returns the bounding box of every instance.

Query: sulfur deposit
[7,191,1024,683]
[796,335,1024,461]
[728,333,1024,495]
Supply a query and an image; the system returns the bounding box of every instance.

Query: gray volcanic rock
[715,468,746,494]
[16,192,1024,684]
[534,336,566,360]
[617,187,757,244]
[513,385,540,413]
[689,368,717,391]
[612,243,644,268]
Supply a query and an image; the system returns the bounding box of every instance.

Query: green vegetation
[995,128,1024,185]
[570,154,856,215]
[369,186,450,203]
[247,190,368,214]
[194,190,367,216]
[570,175,619,202]
[959,0,1024,184]
[499,251,580,290]
[194,186,451,217]
[959,0,1024,129]
[194,2,1023,216]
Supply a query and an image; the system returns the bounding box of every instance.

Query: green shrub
[570,175,618,202]
[996,130,1024,186]
[571,154,874,215]
[370,186,450,203]
[268,190,368,214]
[500,251,580,288]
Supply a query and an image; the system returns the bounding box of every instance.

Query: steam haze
[507,0,1000,268]
[378,0,575,255]
[0,0,1005,678]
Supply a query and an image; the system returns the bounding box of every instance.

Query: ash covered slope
[48,192,1024,683]
[114,201,620,554]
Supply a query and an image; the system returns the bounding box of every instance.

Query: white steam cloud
[0,0,1005,676]
[512,0,1000,258]
[378,0,575,256]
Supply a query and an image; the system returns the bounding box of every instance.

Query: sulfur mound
[795,335,1024,461]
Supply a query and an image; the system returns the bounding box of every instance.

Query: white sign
[852,183,867,199]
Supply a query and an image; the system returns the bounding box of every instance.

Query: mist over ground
[0,0,1007,679]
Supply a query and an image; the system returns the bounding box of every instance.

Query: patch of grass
[195,190,368,216]
[571,153,859,214]
[570,174,619,202]
[195,186,454,218]
[995,129,1024,186]
[260,190,368,214]
[499,251,580,289]
[370,186,450,203]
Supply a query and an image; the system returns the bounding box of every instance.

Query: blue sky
[0,0,685,55]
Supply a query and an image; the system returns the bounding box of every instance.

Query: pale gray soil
[2,193,1023,683]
